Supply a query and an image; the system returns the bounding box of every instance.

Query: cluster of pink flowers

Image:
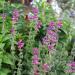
[66,61,75,73]
[12,9,19,24]
[17,39,24,49]
[43,22,57,52]
[10,9,19,34]
[43,20,62,52]
[32,48,39,75]
[32,48,39,65]
[28,7,42,32]
[28,7,39,20]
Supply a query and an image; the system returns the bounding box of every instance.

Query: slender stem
[17,49,23,75]
[2,2,5,36]
[10,25,16,75]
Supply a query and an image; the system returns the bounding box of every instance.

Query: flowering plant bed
[0,0,75,75]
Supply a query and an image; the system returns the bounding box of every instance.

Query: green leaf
[0,35,2,42]
[0,43,5,50]
[3,34,10,42]
[0,68,10,75]
[2,53,13,65]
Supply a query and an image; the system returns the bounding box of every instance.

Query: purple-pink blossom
[33,48,39,55]
[42,21,58,52]
[48,21,55,30]
[35,20,42,31]
[48,44,55,51]
[32,7,39,15]
[17,39,24,49]
[42,63,49,72]
[12,9,19,24]
[34,71,39,75]
[28,15,38,20]
[28,7,39,21]
[57,21,62,28]
[65,61,75,73]
[32,55,39,65]
[67,62,75,67]
[32,48,39,65]
[33,68,39,75]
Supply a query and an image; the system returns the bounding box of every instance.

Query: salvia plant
[0,0,75,75]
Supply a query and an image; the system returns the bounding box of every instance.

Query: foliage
[0,0,75,75]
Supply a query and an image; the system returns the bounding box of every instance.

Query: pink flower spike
[33,48,39,55]
[42,63,49,72]
[17,39,24,49]
[32,59,39,65]
[33,48,38,51]
[32,7,39,15]
[48,44,54,50]
[49,21,55,26]
[57,21,62,28]
[67,62,75,67]
[33,55,39,60]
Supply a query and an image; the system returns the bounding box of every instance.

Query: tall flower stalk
[10,9,19,75]
[2,13,6,36]
[32,48,39,75]
[43,20,62,53]
[17,39,24,75]
[2,2,6,36]
[42,20,62,74]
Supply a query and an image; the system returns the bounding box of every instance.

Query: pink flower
[17,39,24,49]
[28,7,39,21]
[35,20,42,31]
[67,62,75,67]
[32,55,39,65]
[28,14,38,20]
[34,71,39,75]
[12,9,19,24]
[49,21,55,26]
[47,30,57,37]
[57,21,62,28]
[48,44,55,51]
[42,63,49,72]
[65,61,75,73]
[33,48,39,55]
[32,48,39,65]
[48,21,55,30]
[33,55,39,60]
[33,48,38,51]
[32,7,39,15]
[50,36,57,43]
[34,68,39,75]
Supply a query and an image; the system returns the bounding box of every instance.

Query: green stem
[17,49,23,75]
[10,25,16,75]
